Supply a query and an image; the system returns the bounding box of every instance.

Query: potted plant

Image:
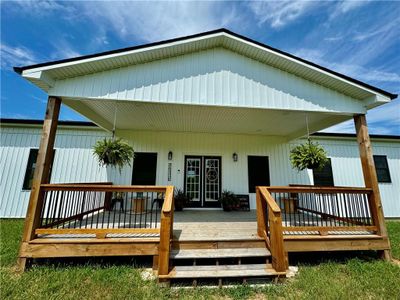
[174,188,191,211]
[219,190,239,212]
[290,139,328,171]
[93,138,134,173]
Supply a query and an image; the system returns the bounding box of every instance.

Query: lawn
[1,219,399,299]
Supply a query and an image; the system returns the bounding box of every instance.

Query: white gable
[50,48,365,114]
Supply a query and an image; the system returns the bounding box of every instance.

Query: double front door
[184,156,221,208]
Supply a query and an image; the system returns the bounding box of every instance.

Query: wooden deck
[35,209,376,240]
[18,184,392,287]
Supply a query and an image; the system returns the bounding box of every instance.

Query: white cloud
[80,1,240,43]
[294,48,400,85]
[49,41,82,60]
[247,1,319,28]
[330,0,370,19]
[0,112,33,119]
[8,0,75,17]
[0,43,39,69]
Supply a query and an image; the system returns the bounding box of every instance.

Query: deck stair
[161,246,286,286]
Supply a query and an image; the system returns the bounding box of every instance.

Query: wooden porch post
[18,96,61,271]
[354,114,391,260]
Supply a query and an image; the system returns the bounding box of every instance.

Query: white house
[1,119,399,218]
[9,29,398,280]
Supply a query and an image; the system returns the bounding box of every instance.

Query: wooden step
[172,239,266,250]
[171,248,271,259]
[160,264,285,279]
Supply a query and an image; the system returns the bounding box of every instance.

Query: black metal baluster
[359,193,367,225]
[144,192,149,228]
[45,190,54,227]
[364,193,371,225]
[128,192,133,229]
[69,190,79,229]
[347,193,354,226]
[84,191,92,229]
[355,192,363,224]
[121,191,127,229]
[39,190,48,227]
[133,192,138,228]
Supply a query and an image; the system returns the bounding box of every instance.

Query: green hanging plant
[93,138,134,173]
[290,139,328,171]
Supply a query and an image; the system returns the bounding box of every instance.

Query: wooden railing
[267,186,376,235]
[256,185,377,272]
[35,183,173,238]
[158,186,174,279]
[256,187,287,272]
[34,183,175,278]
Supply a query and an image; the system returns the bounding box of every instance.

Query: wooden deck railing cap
[40,184,169,192]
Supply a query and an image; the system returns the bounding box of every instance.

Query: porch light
[233,152,238,162]
[168,151,173,160]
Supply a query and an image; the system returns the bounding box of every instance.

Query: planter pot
[306,162,321,170]
[222,204,232,212]
[132,198,146,213]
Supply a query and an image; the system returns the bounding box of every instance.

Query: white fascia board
[363,94,391,110]
[18,33,224,74]
[22,70,55,89]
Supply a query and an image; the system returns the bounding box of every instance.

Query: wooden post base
[158,279,171,287]
[152,255,159,271]
[378,249,392,261]
[16,257,29,273]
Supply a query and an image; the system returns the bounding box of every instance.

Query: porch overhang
[14,28,396,140]
[63,97,353,140]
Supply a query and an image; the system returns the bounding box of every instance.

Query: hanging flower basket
[93,138,134,173]
[290,139,328,171]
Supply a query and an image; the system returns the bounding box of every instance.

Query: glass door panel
[185,157,201,205]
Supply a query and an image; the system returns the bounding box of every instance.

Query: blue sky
[1,1,399,134]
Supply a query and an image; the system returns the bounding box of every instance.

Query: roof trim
[1,118,399,140]
[0,118,96,127]
[13,28,397,100]
[312,132,400,140]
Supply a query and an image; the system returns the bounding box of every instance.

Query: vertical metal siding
[0,127,110,218]
[50,48,365,114]
[1,126,399,217]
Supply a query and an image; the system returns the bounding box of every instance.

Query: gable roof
[14,28,396,102]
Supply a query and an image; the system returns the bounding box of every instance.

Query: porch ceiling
[63,98,351,139]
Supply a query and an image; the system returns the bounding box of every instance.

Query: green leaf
[290,140,328,171]
[93,138,135,173]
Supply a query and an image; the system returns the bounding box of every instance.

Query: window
[248,156,270,193]
[131,152,158,185]
[373,155,391,183]
[313,158,334,186]
[22,149,56,190]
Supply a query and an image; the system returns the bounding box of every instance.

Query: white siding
[50,48,366,114]
[1,126,399,218]
[0,126,109,218]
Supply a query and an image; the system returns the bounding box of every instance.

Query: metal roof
[14,29,397,101]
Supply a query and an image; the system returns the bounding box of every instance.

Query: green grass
[1,219,399,299]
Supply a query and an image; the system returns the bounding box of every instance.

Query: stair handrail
[158,186,175,279]
[256,186,288,272]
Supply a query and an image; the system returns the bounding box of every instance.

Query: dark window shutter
[22,148,56,190]
[313,158,334,186]
[373,155,391,183]
[131,152,157,185]
[248,156,270,193]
